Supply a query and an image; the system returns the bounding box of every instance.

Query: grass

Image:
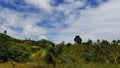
[0,62,120,68]
[0,62,52,68]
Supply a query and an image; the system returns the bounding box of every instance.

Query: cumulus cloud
[0,0,120,43]
[53,0,120,43]
[0,7,47,40]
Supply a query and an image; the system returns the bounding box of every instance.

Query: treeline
[0,32,120,67]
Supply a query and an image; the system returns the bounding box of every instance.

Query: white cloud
[0,0,120,43]
[38,35,48,40]
[0,7,47,40]
[25,0,54,12]
[22,24,47,37]
[56,0,84,16]
[53,0,120,43]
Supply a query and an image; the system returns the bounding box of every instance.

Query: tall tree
[74,35,82,44]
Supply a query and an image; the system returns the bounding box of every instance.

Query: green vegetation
[0,32,120,68]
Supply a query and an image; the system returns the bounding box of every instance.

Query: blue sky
[0,0,120,43]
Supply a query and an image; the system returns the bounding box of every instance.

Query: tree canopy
[74,35,82,44]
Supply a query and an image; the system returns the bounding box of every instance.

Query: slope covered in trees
[0,33,120,68]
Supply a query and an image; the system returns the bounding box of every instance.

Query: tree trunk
[104,56,110,64]
[99,44,110,64]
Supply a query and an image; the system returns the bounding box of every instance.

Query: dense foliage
[0,33,120,68]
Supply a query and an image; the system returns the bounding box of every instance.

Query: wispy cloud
[25,0,54,12]
[53,0,120,43]
[0,0,120,43]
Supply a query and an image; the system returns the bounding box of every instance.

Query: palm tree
[31,44,63,68]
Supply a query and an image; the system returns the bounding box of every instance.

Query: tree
[37,39,55,48]
[30,45,63,68]
[99,40,110,64]
[86,39,93,45]
[8,45,31,62]
[4,30,7,34]
[0,42,10,62]
[112,40,117,45]
[66,43,72,47]
[74,35,82,44]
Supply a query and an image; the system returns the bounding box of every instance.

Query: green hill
[0,33,120,68]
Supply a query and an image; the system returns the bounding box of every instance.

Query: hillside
[0,33,120,68]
